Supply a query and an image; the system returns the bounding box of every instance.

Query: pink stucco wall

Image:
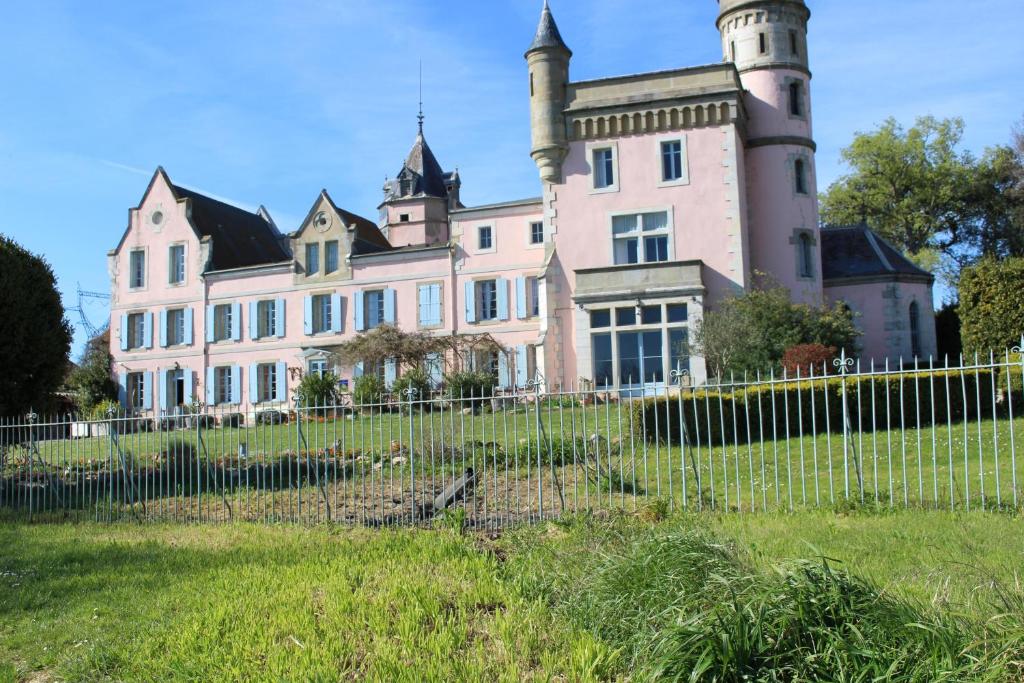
[826,280,937,365]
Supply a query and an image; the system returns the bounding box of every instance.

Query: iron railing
[2,346,1023,526]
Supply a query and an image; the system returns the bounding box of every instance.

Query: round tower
[525,1,571,184]
[718,0,822,304]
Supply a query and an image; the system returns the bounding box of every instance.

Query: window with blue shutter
[158,370,168,414]
[206,368,216,405]
[515,345,529,387]
[230,303,242,341]
[248,364,259,403]
[120,314,130,351]
[303,296,314,335]
[275,298,286,338]
[142,312,153,349]
[498,352,510,389]
[465,281,477,323]
[496,278,509,321]
[383,289,396,324]
[354,290,365,332]
[159,310,168,348]
[183,308,193,345]
[515,277,527,320]
[330,294,344,333]
[418,284,442,327]
[384,358,397,389]
[142,372,153,410]
[206,306,216,343]
[249,302,259,340]
[275,362,287,402]
[183,370,194,404]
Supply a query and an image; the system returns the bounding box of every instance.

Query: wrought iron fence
[2,345,1023,525]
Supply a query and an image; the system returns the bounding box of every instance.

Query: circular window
[151,210,164,225]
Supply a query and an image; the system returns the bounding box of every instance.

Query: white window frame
[127,312,146,350]
[656,136,689,187]
[166,308,186,346]
[589,143,619,194]
[609,208,674,266]
[127,372,147,410]
[256,363,277,403]
[477,225,495,253]
[476,279,499,322]
[128,248,147,290]
[311,293,332,335]
[168,244,186,285]
[364,289,386,329]
[305,243,320,277]
[257,299,277,338]
[213,304,233,343]
[527,220,545,248]
[214,366,233,405]
[308,359,329,378]
[587,301,691,389]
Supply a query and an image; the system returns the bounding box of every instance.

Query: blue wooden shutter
[120,314,129,351]
[143,313,153,349]
[431,284,442,325]
[205,368,216,405]
[231,303,242,341]
[465,282,476,324]
[515,277,527,320]
[496,278,509,321]
[331,294,343,333]
[384,358,397,389]
[353,290,365,331]
[515,344,529,387]
[383,289,396,324]
[230,366,241,405]
[158,369,167,414]
[142,372,153,410]
[417,285,428,326]
[184,308,194,346]
[275,362,287,403]
[249,302,259,340]
[248,364,258,404]
[184,370,194,404]
[205,306,215,343]
[159,310,168,348]
[303,296,313,335]
[275,299,286,338]
[498,352,510,389]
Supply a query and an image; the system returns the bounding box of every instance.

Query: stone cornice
[565,93,746,142]
[746,135,817,151]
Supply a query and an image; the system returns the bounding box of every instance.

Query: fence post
[403,387,419,522]
[526,376,544,520]
[833,349,860,501]
[26,410,36,520]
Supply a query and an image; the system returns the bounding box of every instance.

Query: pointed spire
[417,60,424,135]
[526,0,571,57]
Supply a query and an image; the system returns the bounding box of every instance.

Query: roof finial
[417,61,424,135]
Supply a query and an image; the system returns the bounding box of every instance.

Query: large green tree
[68,331,117,416]
[958,257,1024,353]
[0,234,73,417]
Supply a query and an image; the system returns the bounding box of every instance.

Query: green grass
[3,510,1024,681]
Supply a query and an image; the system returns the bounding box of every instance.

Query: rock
[392,456,407,466]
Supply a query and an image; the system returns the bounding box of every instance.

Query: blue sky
[1,0,1021,357]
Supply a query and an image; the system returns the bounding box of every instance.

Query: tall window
[311,294,331,334]
[257,364,277,403]
[168,245,185,284]
[529,221,544,245]
[612,212,670,265]
[798,233,814,279]
[909,302,922,358]
[166,308,185,346]
[789,82,803,117]
[661,140,684,182]
[476,280,498,321]
[308,359,328,378]
[730,40,736,61]
[126,372,147,409]
[127,312,146,349]
[213,304,233,342]
[257,300,277,338]
[418,283,442,328]
[758,32,768,54]
[789,30,799,56]
[214,366,233,405]
[528,276,540,317]
[590,302,689,389]
[478,225,493,251]
[794,159,808,195]
[593,148,615,189]
[306,243,320,276]
[325,240,339,274]
[364,289,386,329]
[129,250,145,288]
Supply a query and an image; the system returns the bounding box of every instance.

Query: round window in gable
[151,210,164,226]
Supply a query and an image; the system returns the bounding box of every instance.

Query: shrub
[445,371,495,409]
[1000,353,1023,398]
[781,343,837,376]
[220,412,244,428]
[391,368,433,409]
[255,410,285,426]
[959,257,1024,353]
[295,372,342,409]
[352,375,384,408]
[89,399,120,421]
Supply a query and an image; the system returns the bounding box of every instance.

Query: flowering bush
[782,344,838,376]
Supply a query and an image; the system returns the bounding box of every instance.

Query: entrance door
[166,369,185,413]
[617,330,664,396]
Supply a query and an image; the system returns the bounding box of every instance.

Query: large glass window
[593,333,613,387]
[588,302,690,388]
[613,212,670,265]
[670,328,690,382]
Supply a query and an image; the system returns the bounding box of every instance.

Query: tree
[0,234,73,417]
[820,116,976,262]
[68,331,117,415]
[958,257,1024,353]
[332,325,505,375]
[692,284,859,377]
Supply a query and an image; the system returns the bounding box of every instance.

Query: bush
[959,257,1024,353]
[391,368,433,409]
[295,372,342,410]
[1000,353,1023,398]
[220,412,244,428]
[255,410,285,426]
[630,369,998,446]
[89,399,120,421]
[352,375,384,408]
[444,372,495,409]
[781,343,837,376]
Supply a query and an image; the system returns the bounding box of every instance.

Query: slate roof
[395,131,449,199]
[171,184,290,271]
[327,194,392,256]
[821,225,933,282]
[526,0,572,56]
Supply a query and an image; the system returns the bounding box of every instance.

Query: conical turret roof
[389,129,449,200]
[526,1,571,56]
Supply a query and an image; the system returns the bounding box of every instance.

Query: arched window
[909,301,922,358]
[794,159,808,194]
[798,233,814,278]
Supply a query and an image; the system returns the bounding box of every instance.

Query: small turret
[525,1,571,184]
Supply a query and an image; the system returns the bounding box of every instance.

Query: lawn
[2,510,1023,681]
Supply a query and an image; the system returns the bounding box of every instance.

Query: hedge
[630,370,1000,447]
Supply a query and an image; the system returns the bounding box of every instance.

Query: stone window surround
[789,228,818,282]
[787,152,812,197]
[167,242,187,287]
[128,246,148,291]
[476,224,496,254]
[526,219,545,249]
[416,279,445,330]
[783,76,807,121]
[587,141,620,195]
[607,205,675,266]
[655,134,690,188]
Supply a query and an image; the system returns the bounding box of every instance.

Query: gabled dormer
[291,190,389,284]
